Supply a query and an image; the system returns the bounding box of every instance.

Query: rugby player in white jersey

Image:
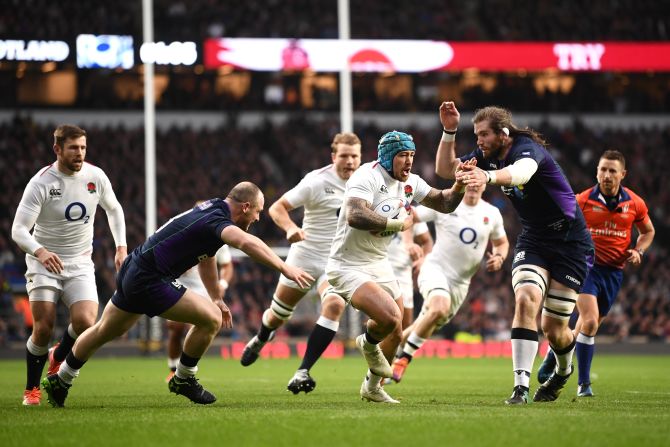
[326,130,477,403]
[11,125,127,406]
[240,133,361,393]
[386,184,509,384]
[166,242,233,382]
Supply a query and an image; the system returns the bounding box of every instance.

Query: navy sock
[258,323,274,342]
[25,349,47,389]
[299,324,337,371]
[576,341,595,384]
[364,330,381,345]
[54,330,76,362]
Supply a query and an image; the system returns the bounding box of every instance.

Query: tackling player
[435,102,595,404]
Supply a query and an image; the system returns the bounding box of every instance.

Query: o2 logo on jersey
[459,227,479,248]
[65,202,90,224]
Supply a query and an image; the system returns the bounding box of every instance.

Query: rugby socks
[298,316,339,371]
[552,336,576,376]
[176,352,199,379]
[167,357,179,372]
[258,309,275,342]
[511,328,538,389]
[365,370,383,389]
[399,332,426,360]
[25,337,48,390]
[53,324,78,362]
[364,330,381,346]
[575,332,595,384]
[58,352,86,385]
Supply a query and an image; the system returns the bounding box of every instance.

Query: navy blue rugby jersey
[460,135,587,240]
[132,198,233,277]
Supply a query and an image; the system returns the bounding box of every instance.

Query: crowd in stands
[2,0,667,41]
[0,117,668,345]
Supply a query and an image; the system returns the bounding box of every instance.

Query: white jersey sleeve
[98,170,126,247]
[12,172,48,255]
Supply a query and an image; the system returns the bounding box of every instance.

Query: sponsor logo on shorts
[171,279,183,289]
[197,254,209,262]
[565,275,581,286]
[513,251,525,264]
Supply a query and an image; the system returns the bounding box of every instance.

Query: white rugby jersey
[388,221,430,273]
[283,164,346,258]
[416,200,505,286]
[329,161,431,266]
[178,245,232,296]
[14,162,125,258]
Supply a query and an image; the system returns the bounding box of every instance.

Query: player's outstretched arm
[436,101,462,180]
[269,197,305,243]
[198,257,232,328]
[220,225,314,288]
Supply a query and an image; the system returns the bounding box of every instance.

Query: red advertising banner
[204,38,670,72]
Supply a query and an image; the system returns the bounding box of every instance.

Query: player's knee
[581,316,599,335]
[270,295,295,321]
[512,266,547,314]
[32,320,55,343]
[70,316,95,336]
[321,294,345,319]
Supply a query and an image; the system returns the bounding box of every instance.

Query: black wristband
[442,127,457,135]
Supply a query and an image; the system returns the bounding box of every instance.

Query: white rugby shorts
[278,245,328,291]
[417,260,469,326]
[326,259,401,304]
[25,254,98,306]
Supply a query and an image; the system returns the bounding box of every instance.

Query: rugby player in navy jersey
[42,182,314,407]
[435,102,594,404]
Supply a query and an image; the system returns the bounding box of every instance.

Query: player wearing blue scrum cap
[326,129,480,403]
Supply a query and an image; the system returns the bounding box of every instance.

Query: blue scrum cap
[377,131,416,171]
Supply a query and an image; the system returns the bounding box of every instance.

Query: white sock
[175,360,198,379]
[576,332,595,345]
[58,360,80,385]
[316,316,339,332]
[512,338,538,388]
[26,337,49,356]
[403,332,426,357]
[365,370,382,389]
[67,324,78,339]
[167,357,179,369]
[553,339,576,376]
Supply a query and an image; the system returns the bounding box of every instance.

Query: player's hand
[412,256,425,277]
[406,243,423,262]
[213,299,233,329]
[286,226,306,243]
[114,246,128,272]
[625,249,642,266]
[454,159,478,190]
[401,211,415,232]
[439,101,460,132]
[486,252,504,272]
[35,247,64,274]
[282,265,314,289]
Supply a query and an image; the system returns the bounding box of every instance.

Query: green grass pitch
[1,355,669,447]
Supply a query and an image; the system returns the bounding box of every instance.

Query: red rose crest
[483,216,489,225]
[87,182,97,194]
[404,184,413,198]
